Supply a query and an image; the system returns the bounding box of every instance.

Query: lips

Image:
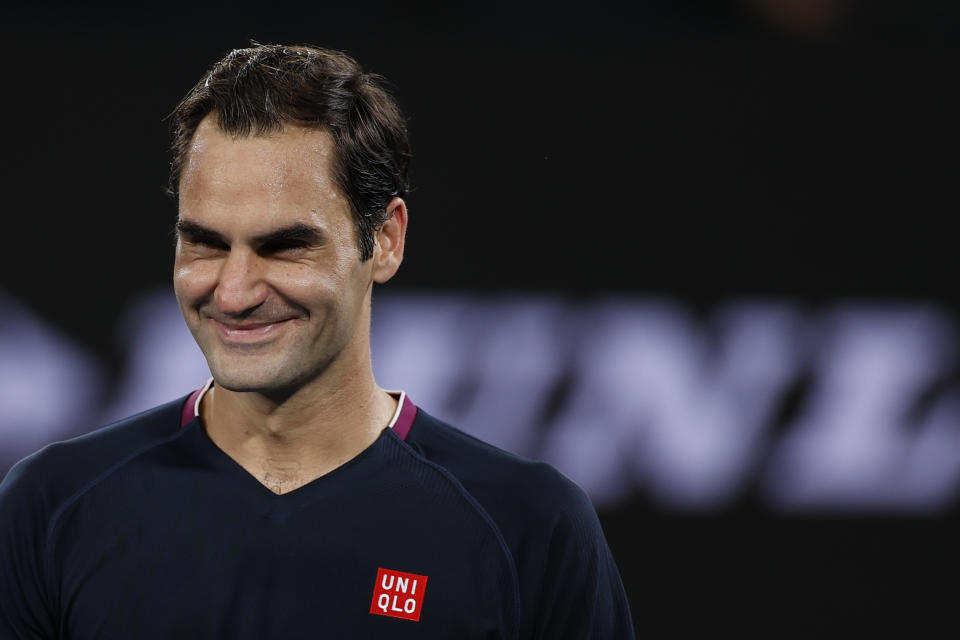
[211,318,294,345]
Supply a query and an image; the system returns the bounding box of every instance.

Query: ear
[371,197,407,284]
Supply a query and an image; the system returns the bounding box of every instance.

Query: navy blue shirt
[0,395,634,639]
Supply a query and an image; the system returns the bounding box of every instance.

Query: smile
[211,318,295,345]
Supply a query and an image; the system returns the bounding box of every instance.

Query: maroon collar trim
[391,393,418,441]
[180,386,418,441]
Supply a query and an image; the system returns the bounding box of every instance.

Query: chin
[211,376,273,394]
[201,337,342,396]
[206,358,292,394]
[208,356,324,397]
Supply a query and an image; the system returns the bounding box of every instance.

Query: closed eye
[176,220,229,251]
[255,223,325,255]
[259,242,309,255]
[191,237,230,251]
[175,220,325,255]
[259,239,311,254]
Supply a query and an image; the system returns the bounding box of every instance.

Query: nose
[213,248,269,315]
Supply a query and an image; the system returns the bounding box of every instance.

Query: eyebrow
[175,220,325,247]
[253,223,325,247]
[175,220,225,244]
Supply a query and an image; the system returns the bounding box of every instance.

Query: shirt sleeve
[0,458,58,639]
[525,481,635,640]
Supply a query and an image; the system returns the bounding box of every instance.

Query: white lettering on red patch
[369,567,429,622]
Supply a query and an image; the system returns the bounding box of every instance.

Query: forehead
[179,115,342,212]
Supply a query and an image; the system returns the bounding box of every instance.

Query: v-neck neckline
[179,416,405,511]
[174,384,419,510]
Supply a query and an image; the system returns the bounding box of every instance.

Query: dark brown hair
[168,43,411,260]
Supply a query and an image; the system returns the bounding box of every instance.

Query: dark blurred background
[2,0,959,634]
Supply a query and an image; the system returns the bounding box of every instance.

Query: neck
[200,351,397,495]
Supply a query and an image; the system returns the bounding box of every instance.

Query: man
[0,44,634,638]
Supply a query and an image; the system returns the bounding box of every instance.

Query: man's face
[173,116,376,395]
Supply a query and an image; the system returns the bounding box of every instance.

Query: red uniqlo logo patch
[369,567,429,622]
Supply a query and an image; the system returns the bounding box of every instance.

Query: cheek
[173,257,217,303]
[275,263,345,308]
[274,258,369,319]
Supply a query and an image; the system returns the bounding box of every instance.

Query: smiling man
[0,44,634,639]
[172,114,406,495]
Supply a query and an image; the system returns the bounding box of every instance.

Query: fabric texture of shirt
[0,393,635,639]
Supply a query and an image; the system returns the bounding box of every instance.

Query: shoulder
[403,408,634,639]
[403,408,599,540]
[0,396,190,634]
[0,395,188,523]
